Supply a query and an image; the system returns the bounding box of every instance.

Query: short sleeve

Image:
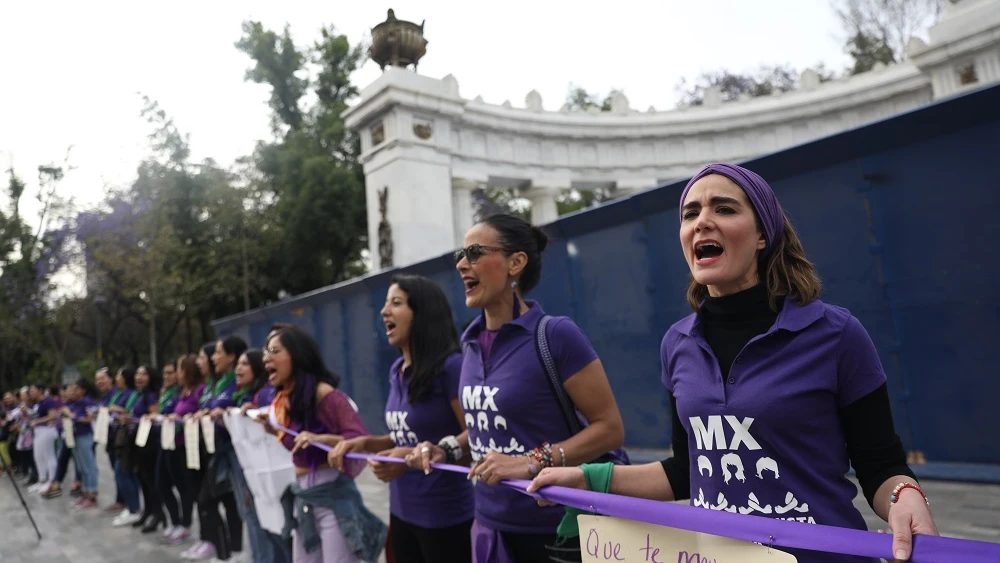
[546,317,600,383]
[660,331,674,393]
[316,389,370,478]
[443,353,464,401]
[836,315,888,408]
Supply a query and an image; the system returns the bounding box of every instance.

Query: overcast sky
[0,0,854,228]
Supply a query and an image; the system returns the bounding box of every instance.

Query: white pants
[32,426,58,482]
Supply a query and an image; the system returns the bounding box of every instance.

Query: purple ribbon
[267,420,1000,562]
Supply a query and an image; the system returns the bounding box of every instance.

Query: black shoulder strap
[535,315,584,436]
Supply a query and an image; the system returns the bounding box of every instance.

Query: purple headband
[679,163,785,255]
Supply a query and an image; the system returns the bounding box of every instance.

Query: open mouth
[463,278,480,294]
[384,321,397,336]
[694,241,724,263]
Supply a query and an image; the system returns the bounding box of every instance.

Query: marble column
[615,178,658,196]
[451,178,481,247]
[527,187,561,225]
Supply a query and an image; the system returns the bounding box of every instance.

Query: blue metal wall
[214,84,1000,465]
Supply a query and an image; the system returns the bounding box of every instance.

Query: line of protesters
[1,163,942,563]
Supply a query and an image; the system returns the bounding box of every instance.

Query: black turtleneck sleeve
[660,392,691,500]
[840,383,915,507]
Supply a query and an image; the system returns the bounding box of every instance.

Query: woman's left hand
[470,451,531,486]
[209,408,225,420]
[883,491,939,561]
[291,431,317,454]
[368,448,411,483]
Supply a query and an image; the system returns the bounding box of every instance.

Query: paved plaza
[1,453,997,562]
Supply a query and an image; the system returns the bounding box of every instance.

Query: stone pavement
[1,453,998,562]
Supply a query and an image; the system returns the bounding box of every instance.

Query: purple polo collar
[675,295,826,338]
[461,300,545,344]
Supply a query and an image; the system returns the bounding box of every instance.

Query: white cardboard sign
[578,515,796,563]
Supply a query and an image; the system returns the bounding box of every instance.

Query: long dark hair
[137,365,162,404]
[200,342,217,380]
[119,366,137,390]
[268,327,340,426]
[241,349,268,394]
[74,378,99,399]
[219,336,248,373]
[391,275,460,404]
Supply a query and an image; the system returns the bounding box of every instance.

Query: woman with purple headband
[528,163,940,563]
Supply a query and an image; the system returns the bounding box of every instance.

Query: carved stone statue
[377,186,394,269]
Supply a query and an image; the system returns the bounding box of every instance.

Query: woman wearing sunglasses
[410,213,626,563]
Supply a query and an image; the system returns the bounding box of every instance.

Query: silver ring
[421,446,431,454]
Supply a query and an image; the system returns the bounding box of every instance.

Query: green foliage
[833,0,944,74]
[237,21,368,293]
[565,84,622,112]
[676,65,801,107]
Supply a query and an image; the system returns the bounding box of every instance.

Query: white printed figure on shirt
[461,385,524,460]
[386,411,419,447]
[689,415,815,524]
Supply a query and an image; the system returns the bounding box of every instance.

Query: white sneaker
[112,510,142,527]
[162,525,177,538]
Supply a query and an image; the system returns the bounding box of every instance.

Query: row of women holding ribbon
[282,163,942,563]
[50,162,942,563]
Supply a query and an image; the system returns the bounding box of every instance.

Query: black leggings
[500,531,582,563]
[196,454,243,559]
[389,514,473,563]
[156,449,182,527]
[54,443,75,484]
[138,444,163,519]
[106,434,123,504]
[165,449,195,527]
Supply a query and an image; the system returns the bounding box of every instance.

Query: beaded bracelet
[526,443,555,472]
[890,482,929,506]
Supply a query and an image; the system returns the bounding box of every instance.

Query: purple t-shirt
[460,301,599,533]
[36,397,61,427]
[386,353,474,528]
[208,372,238,409]
[67,397,99,436]
[254,383,277,408]
[173,384,206,448]
[662,299,885,563]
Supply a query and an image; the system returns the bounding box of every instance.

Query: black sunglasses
[453,244,512,265]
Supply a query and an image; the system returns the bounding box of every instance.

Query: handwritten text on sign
[577,515,796,563]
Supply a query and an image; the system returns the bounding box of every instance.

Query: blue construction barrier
[213,84,1000,467]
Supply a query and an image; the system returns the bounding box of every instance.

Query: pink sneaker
[167,526,192,545]
[181,541,216,560]
[78,498,98,509]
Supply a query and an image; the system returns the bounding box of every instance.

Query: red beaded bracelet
[890,482,929,506]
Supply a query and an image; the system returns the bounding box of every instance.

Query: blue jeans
[72,433,99,494]
[114,458,140,513]
[225,448,292,563]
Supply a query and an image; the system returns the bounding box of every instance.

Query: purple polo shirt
[460,301,598,533]
[386,353,474,528]
[67,397,99,436]
[662,298,884,563]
